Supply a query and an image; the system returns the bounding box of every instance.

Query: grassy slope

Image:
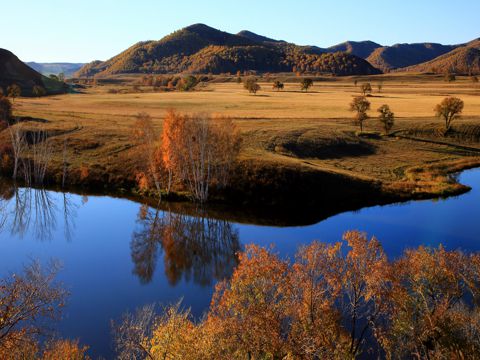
[2,74,480,212]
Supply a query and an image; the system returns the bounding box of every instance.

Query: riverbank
[1,76,480,223]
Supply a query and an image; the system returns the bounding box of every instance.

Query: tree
[41,339,90,360]
[445,72,456,82]
[7,84,21,102]
[272,80,284,91]
[112,303,157,359]
[354,79,358,87]
[377,104,395,134]
[300,78,313,92]
[58,72,65,82]
[130,112,163,197]
[288,242,348,358]
[383,246,480,359]
[244,78,260,94]
[0,96,12,123]
[472,75,479,84]
[377,82,383,93]
[160,111,241,202]
[340,231,390,358]
[435,97,464,132]
[176,75,198,91]
[349,96,370,131]
[32,85,46,97]
[0,261,67,352]
[210,244,291,359]
[360,83,372,96]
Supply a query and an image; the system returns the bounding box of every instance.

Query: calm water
[1,169,479,358]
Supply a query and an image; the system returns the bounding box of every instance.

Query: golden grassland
[3,73,480,206]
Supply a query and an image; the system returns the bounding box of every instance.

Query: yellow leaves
[41,339,90,360]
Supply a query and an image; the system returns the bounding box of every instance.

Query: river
[0,168,479,358]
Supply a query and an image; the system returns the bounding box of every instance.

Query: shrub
[176,75,198,91]
[244,78,261,94]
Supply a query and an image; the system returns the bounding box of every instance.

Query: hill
[0,49,67,96]
[367,43,458,72]
[401,39,480,74]
[237,30,282,44]
[327,41,382,59]
[27,62,85,77]
[75,24,381,77]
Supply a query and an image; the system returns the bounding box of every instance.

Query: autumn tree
[32,85,46,97]
[377,104,395,134]
[435,96,464,132]
[288,242,348,358]
[340,231,390,358]
[350,96,370,131]
[383,246,480,359]
[114,232,480,359]
[377,82,383,93]
[300,78,314,92]
[0,261,67,353]
[112,303,157,359]
[130,112,164,197]
[7,84,21,102]
[445,72,456,82]
[272,80,284,91]
[41,339,90,360]
[360,83,372,96]
[244,77,260,94]
[209,245,291,359]
[161,110,241,202]
[176,75,198,91]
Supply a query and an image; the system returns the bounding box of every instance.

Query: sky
[2,0,479,63]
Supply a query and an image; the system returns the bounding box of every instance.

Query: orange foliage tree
[160,110,241,202]
[114,231,480,359]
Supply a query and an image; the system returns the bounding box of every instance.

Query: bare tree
[8,121,27,180]
[112,304,157,360]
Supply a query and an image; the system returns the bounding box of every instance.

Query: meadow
[4,73,480,205]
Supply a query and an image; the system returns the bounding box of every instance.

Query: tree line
[3,231,479,359]
[112,230,480,359]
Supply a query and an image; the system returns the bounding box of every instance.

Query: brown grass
[1,74,480,202]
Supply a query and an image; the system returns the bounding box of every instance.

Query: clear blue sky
[3,0,479,63]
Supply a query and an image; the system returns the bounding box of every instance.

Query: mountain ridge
[74,24,380,77]
[0,49,67,96]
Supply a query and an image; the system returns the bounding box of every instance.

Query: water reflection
[131,204,240,286]
[0,183,79,242]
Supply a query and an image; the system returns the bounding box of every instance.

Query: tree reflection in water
[131,204,241,286]
[0,182,79,241]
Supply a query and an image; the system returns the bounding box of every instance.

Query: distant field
[5,74,480,199]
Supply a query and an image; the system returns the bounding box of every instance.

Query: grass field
[3,73,480,205]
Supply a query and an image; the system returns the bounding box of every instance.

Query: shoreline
[1,157,478,227]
